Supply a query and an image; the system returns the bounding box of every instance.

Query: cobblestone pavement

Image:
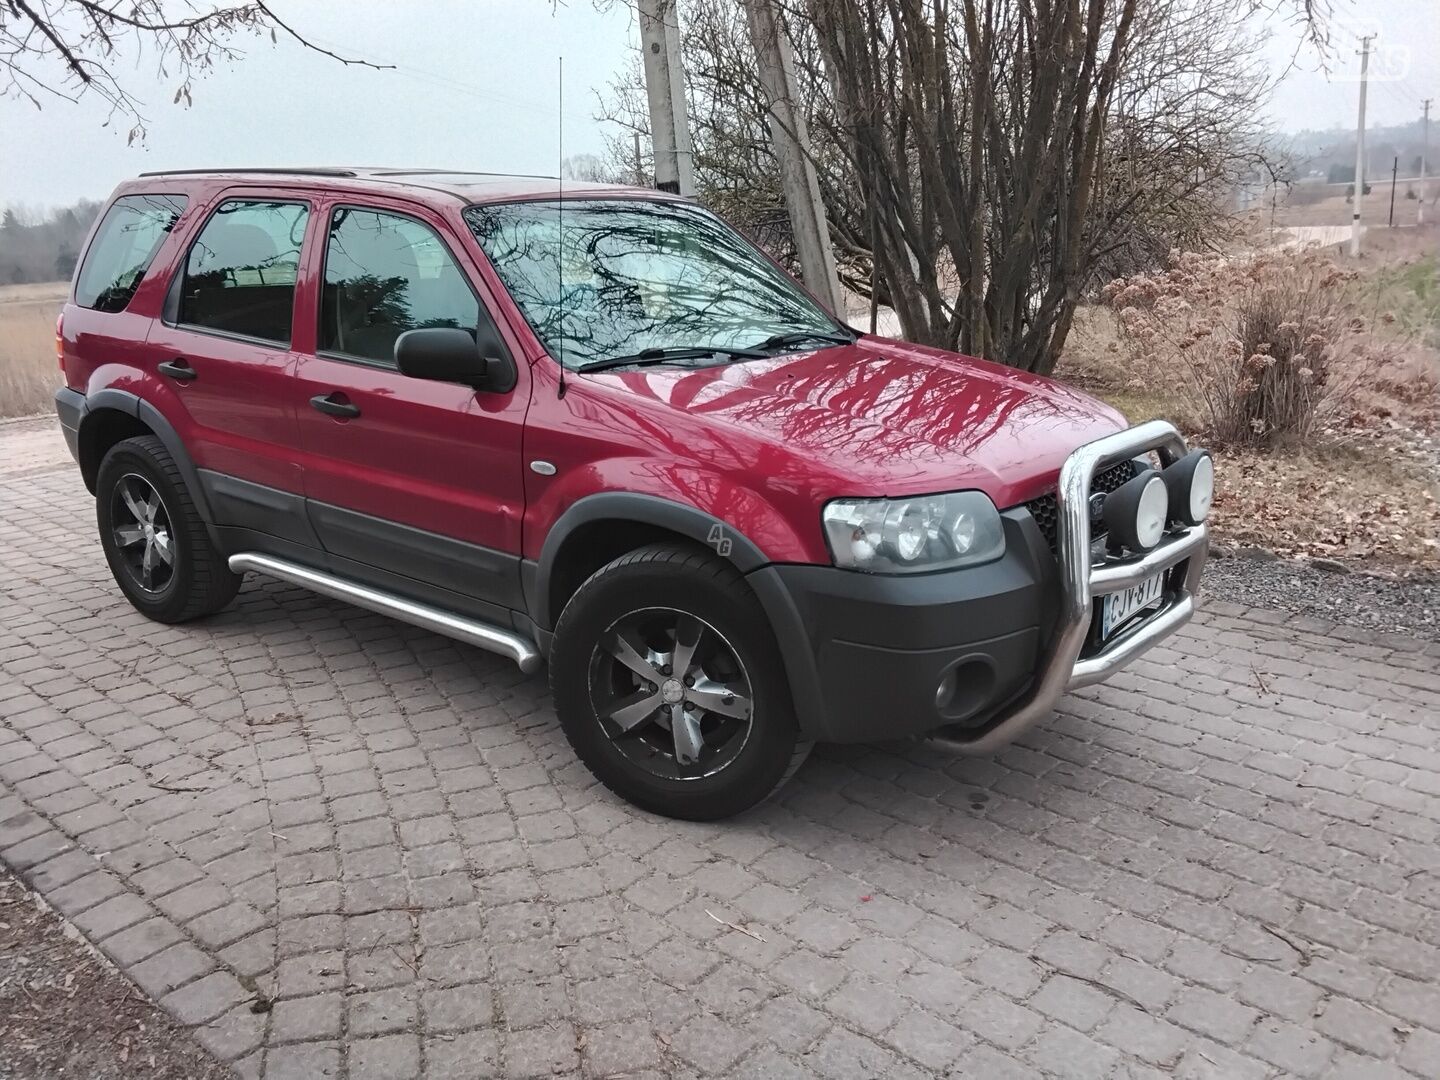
[3,424,1439,1080]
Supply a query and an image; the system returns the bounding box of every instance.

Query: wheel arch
[529,494,771,632]
[77,389,215,524]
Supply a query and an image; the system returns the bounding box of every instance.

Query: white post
[742,0,846,315]
[636,0,695,196]
[1350,35,1372,257]
[1421,98,1432,226]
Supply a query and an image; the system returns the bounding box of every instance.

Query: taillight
[55,311,65,374]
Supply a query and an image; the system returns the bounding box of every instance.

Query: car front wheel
[550,543,810,820]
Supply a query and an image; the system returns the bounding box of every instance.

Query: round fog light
[1103,471,1169,552]
[1163,449,1214,526]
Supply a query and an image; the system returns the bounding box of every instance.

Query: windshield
[463,199,843,370]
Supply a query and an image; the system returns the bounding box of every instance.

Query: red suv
[55,168,1212,819]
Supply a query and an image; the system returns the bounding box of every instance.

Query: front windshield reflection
[464,200,840,370]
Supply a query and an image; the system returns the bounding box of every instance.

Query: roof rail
[136,167,360,178]
[365,168,559,180]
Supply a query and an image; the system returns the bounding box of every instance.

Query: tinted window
[465,200,837,369]
[75,195,187,313]
[320,208,484,366]
[178,200,308,344]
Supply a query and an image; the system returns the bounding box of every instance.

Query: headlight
[1103,471,1169,552]
[1162,450,1214,526]
[822,492,1006,573]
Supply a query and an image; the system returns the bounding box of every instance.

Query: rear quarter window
[74,194,188,313]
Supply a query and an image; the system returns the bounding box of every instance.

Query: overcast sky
[0,0,1433,211]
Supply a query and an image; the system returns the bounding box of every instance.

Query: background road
[2,418,1438,1079]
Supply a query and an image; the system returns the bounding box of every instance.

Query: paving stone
[884,1009,969,1070]
[501,1023,580,1078]
[1248,1021,1339,1077]
[70,891,153,941]
[275,950,346,998]
[1,447,1436,1080]
[193,1003,266,1062]
[425,1030,500,1080]
[99,916,185,966]
[1314,998,1403,1058]
[126,941,216,997]
[1031,973,1116,1032]
[747,997,832,1054]
[270,991,344,1043]
[670,1013,758,1074]
[159,969,248,1025]
[1167,985,1261,1046]
[581,1018,664,1075]
[498,977,571,1030]
[44,869,127,916]
[347,1031,420,1080]
[185,901,267,950]
[265,1042,340,1080]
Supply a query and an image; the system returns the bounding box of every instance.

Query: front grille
[1025,459,1137,555]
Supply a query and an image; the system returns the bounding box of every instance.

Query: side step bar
[228,553,543,674]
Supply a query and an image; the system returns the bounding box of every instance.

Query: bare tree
[599,0,1285,374]
[1,1,385,143]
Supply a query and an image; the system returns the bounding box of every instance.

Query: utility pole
[636,0,695,196]
[741,0,846,315]
[1421,98,1432,226]
[1350,35,1372,256]
[1389,156,1398,226]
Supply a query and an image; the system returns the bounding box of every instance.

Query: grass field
[1059,241,1440,570]
[0,282,66,419]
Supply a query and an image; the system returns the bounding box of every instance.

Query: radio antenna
[556,55,568,400]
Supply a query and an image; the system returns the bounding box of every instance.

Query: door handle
[158,358,197,382]
[310,392,360,419]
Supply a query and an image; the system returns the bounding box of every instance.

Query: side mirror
[394,327,517,393]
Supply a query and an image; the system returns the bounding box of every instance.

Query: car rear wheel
[96,435,240,623]
[550,543,810,820]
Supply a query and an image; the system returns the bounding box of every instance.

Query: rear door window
[178,200,309,345]
[74,194,188,312]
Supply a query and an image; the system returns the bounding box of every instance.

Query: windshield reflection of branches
[466,201,835,369]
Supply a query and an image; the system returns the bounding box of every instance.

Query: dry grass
[1060,259,1440,571]
[1207,443,1439,569]
[1248,185,1437,230]
[0,283,66,419]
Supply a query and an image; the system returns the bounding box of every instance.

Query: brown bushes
[1102,250,1410,448]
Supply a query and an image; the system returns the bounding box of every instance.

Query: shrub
[1101,249,1400,448]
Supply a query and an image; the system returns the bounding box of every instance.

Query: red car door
[145,190,320,547]
[290,197,530,613]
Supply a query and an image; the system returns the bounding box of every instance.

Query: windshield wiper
[575,344,767,374]
[749,329,858,353]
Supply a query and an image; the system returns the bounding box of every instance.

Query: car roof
[127,166,679,207]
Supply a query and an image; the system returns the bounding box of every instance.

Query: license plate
[1101,573,1165,640]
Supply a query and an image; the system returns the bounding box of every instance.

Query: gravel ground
[0,869,230,1080]
[1202,551,1440,641]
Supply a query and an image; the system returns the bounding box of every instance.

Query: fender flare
[79,389,216,524]
[529,492,771,629]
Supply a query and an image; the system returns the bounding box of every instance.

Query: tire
[550,543,811,821]
[96,435,241,623]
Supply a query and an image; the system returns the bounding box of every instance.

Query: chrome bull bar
[936,419,1208,755]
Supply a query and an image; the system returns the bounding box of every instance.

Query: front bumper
[748,420,1208,748]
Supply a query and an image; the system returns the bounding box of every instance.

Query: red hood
[592,336,1127,509]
